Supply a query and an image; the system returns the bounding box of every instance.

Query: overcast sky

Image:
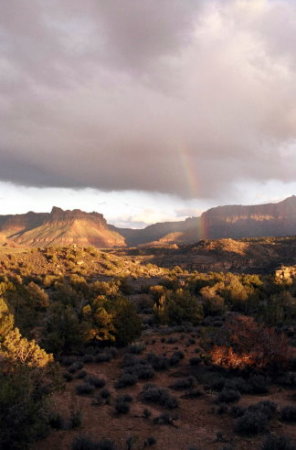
[1,0,296,227]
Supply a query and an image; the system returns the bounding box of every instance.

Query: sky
[0,0,296,227]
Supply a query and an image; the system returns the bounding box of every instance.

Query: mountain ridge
[1,196,296,248]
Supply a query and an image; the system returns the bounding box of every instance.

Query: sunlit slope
[13,218,126,248]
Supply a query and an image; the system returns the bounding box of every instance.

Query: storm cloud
[1,0,296,200]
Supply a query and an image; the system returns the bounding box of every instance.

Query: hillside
[114,235,296,274]
[2,244,296,450]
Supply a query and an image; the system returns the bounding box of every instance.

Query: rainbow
[177,146,209,240]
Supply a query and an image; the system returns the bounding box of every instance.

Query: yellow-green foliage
[200,284,225,316]
[25,281,49,309]
[0,297,14,341]
[82,296,116,342]
[91,280,120,297]
[0,366,51,449]
[2,328,53,367]
[0,297,53,368]
[154,288,204,325]
[111,297,141,346]
[82,295,141,346]
[42,303,84,353]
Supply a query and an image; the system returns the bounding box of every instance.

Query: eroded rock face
[200,195,296,240]
[116,196,296,246]
[48,207,106,225]
[0,207,126,248]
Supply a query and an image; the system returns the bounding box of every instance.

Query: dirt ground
[32,332,296,450]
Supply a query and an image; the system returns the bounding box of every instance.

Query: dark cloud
[0,0,296,200]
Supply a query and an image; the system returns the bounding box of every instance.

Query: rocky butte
[1,196,296,248]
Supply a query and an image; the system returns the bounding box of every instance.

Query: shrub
[70,409,83,429]
[82,354,94,363]
[189,357,201,366]
[170,377,195,391]
[128,343,145,354]
[111,297,142,346]
[108,347,118,358]
[153,413,176,425]
[211,316,290,371]
[86,375,106,388]
[144,437,157,447]
[140,384,179,409]
[71,435,116,450]
[261,434,296,450]
[0,297,14,339]
[76,370,87,379]
[3,328,53,368]
[204,374,226,392]
[68,361,84,373]
[181,389,203,399]
[123,359,155,380]
[166,337,178,344]
[115,373,138,389]
[76,383,95,395]
[61,355,77,366]
[71,436,99,450]
[229,405,245,418]
[117,394,133,403]
[121,353,139,367]
[49,412,65,429]
[217,389,241,404]
[63,372,73,382]
[101,388,111,399]
[0,366,52,450]
[42,304,84,353]
[214,404,228,415]
[134,365,155,380]
[169,351,184,366]
[95,353,112,363]
[248,401,277,420]
[280,406,296,423]
[143,408,152,418]
[224,377,249,394]
[97,439,116,450]
[146,353,170,371]
[114,399,130,415]
[277,372,296,387]
[153,289,203,325]
[234,410,268,435]
[248,375,269,394]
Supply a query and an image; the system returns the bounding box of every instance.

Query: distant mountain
[0,207,125,248]
[1,196,296,248]
[200,195,296,240]
[113,217,200,246]
[115,196,296,245]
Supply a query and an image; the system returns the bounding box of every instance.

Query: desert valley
[2,197,296,449]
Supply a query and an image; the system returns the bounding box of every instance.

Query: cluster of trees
[0,297,57,449]
[150,271,296,328]
[0,273,142,355]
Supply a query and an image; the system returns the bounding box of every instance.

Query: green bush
[0,366,51,449]
[153,289,204,325]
